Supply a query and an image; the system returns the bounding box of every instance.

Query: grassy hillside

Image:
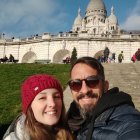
[0,63,71,138]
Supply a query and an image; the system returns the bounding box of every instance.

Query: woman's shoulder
[3,113,29,140]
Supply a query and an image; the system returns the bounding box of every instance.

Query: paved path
[64,62,140,111]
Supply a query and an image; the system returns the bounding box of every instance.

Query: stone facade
[0,0,140,63]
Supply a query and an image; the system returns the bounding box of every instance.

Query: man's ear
[104,80,109,93]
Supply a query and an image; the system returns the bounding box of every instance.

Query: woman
[3,74,74,140]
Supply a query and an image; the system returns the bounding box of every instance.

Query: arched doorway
[94,50,113,63]
[21,51,37,63]
[53,49,70,63]
[94,50,104,59]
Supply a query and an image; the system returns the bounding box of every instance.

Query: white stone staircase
[104,62,140,111]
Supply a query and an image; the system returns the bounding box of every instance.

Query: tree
[70,47,77,65]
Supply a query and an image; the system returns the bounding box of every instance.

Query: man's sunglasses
[68,75,103,92]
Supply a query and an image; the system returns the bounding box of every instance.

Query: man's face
[70,63,108,116]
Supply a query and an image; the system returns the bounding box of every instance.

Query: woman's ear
[104,80,109,93]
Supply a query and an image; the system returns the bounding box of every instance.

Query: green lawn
[0,63,71,138]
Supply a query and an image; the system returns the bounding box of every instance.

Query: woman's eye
[39,97,46,100]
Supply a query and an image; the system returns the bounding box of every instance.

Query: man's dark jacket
[67,87,140,140]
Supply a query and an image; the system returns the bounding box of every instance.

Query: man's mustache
[77,91,98,101]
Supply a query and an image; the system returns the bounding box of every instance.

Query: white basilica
[0,0,140,63]
[72,0,120,35]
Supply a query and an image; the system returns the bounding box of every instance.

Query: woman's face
[31,88,62,126]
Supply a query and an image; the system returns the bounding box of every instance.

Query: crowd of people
[63,57,71,64]
[0,54,18,63]
[98,53,116,63]
[1,48,140,64]
[2,56,140,140]
[98,47,124,63]
[98,47,140,63]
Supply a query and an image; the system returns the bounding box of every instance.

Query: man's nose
[79,80,89,94]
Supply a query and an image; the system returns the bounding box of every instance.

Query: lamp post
[2,33,6,58]
[3,42,6,58]
[87,40,89,56]
[18,37,20,60]
[47,40,50,61]
[2,33,5,39]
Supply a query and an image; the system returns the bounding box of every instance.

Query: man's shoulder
[94,104,140,127]
[94,105,140,139]
[111,104,140,120]
[75,104,140,140]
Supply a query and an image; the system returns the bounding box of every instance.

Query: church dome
[86,0,107,17]
[108,14,117,24]
[108,6,118,24]
[73,14,82,26]
[73,8,82,26]
[86,0,106,12]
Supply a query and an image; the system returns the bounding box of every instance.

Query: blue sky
[0,0,140,38]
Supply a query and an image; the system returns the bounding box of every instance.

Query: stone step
[103,63,140,110]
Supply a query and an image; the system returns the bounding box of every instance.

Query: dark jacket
[67,87,140,140]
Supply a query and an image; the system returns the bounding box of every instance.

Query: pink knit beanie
[21,74,63,114]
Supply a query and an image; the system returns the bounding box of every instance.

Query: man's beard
[77,91,99,119]
[79,104,94,120]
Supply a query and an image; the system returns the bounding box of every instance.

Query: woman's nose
[47,97,56,107]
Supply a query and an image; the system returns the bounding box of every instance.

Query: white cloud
[120,0,140,30]
[0,0,69,37]
[121,14,140,30]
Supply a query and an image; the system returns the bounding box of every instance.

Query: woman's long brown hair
[24,102,74,140]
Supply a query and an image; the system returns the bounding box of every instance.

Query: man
[103,47,110,63]
[67,56,140,140]
[118,51,124,63]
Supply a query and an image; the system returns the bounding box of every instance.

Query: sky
[0,0,140,38]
